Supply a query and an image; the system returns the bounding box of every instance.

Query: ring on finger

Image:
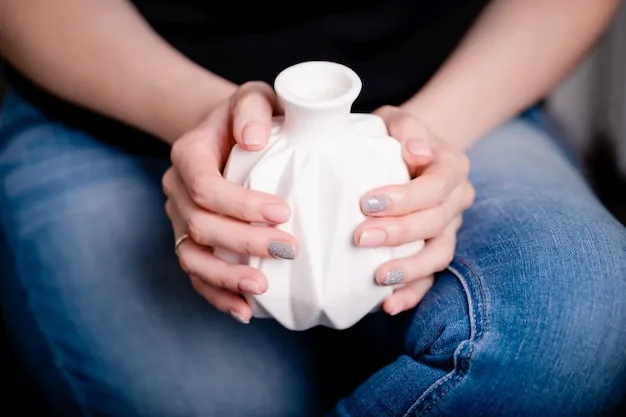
[174,233,190,254]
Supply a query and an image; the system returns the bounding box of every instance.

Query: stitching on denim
[420,341,475,417]
[402,258,488,417]
[458,258,488,338]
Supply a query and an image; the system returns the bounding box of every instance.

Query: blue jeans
[1,88,625,417]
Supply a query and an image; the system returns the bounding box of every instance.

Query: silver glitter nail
[362,195,390,214]
[268,241,296,260]
[384,269,405,285]
[230,311,250,324]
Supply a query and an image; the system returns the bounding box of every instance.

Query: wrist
[148,64,238,144]
[401,92,473,152]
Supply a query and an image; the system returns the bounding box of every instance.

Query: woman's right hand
[162,82,297,324]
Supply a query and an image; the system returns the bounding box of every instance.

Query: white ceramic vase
[214,61,423,331]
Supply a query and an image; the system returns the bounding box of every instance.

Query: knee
[404,272,472,368]
[454,120,626,413]
[460,203,626,413]
[539,217,626,410]
[461,174,626,308]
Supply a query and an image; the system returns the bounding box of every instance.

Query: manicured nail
[230,310,250,324]
[268,241,296,260]
[238,278,262,294]
[383,269,405,285]
[261,203,291,223]
[358,229,387,247]
[242,121,267,146]
[406,139,432,157]
[361,195,390,214]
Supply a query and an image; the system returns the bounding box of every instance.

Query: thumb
[374,106,434,170]
[402,137,433,170]
[231,82,280,151]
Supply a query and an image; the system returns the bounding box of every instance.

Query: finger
[182,244,269,295]
[165,200,255,323]
[355,182,474,247]
[165,171,297,258]
[163,165,291,224]
[167,199,270,293]
[402,138,434,170]
[360,145,470,216]
[374,216,461,286]
[190,276,252,324]
[177,240,269,295]
[166,198,193,253]
[231,82,280,151]
[171,102,230,177]
[383,275,434,316]
[168,100,291,224]
[374,106,434,170]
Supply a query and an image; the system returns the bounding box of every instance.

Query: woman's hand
[355,106,476,316]
[163,82,295,324]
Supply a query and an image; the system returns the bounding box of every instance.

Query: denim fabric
[1,89,625,417]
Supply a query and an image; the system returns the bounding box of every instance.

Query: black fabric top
[5,0,490,156]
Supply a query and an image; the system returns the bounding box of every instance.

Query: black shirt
[5,0,490,156]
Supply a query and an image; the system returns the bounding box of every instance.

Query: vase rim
[274,61,362,110]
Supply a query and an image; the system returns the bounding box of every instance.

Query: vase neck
[280,104,353,138]
[274,61,362,140]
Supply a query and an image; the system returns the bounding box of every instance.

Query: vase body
[214,61,423,330]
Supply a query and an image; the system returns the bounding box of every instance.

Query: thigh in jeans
[331,119,626,417]
[0,90,334,417]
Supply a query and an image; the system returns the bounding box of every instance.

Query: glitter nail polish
[268,241,296,260]
[362,195,390,214]
[384,269,405,285]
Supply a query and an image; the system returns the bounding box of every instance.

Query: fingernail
[361,195,390,214]
[387,303,402,316]
[238,278,262,294]
[383,269,405,285]
[242,121,268,146]
[358,229,387,247]
[268,241,296,260]
[406,139,432,157]
[261,203,291,223]
[230,310,250,324]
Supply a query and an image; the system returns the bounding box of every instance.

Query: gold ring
[174,233,190,254]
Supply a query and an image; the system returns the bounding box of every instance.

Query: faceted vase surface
[214,61,423,330]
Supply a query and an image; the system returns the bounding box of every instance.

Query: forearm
[0,0,237,144]
[404,0,622,150]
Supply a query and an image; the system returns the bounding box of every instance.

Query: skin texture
[0,0,237,143]
[403,0,623,151]
[0,0,621,321]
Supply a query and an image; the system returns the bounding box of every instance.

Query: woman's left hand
[355,106,476,316]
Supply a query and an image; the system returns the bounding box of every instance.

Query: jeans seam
[402,258,488,417]
[418,341,475,417]
[458,258,488,339]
